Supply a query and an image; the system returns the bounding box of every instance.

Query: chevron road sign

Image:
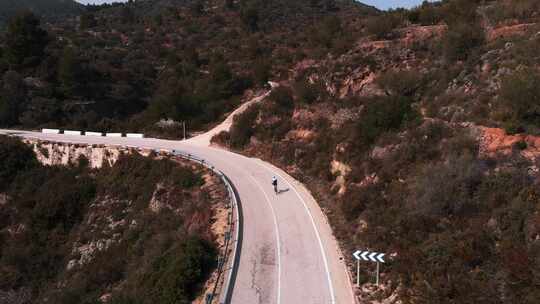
[353,249,387,287]
[353,250,385,263]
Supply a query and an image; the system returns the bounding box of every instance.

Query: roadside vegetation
[0,136,217,303]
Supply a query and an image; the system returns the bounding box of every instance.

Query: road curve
[0,100,354,304]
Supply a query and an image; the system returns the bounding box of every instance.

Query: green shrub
[412,155,484,216]
[269,86,294,110]
[365,13,402,39]
[513,141,528,151]
[499,69,540,133]
[407,1,444,25]
[294,79,325,104]
[229,104,259,148]
[354,96,417,149]
[442,20,485,61]
[97,153,202,208]
[112,237,216,304]
[376,70,423,97]
[0,136,37,190]
[485,0,540,24]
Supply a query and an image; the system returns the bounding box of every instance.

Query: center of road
[248,174,282,304]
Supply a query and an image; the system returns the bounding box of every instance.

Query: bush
[485,0,540,24]
[376,70,423,97]
[97,153,202,208]
[499,69,540,133]
[365,13,402,39]
[412,155,484,216]
[354,96,417,149]
[407,1,444,25]
[269,86,294,110]
[294,79,326,104]
[125,237,217,304]
[229,104,259,148]
[442,20,485,61]
[0,136,37,190]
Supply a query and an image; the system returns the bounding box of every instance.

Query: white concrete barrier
[64,130,82,136]
[106,133,123,137]
[42,129,60,134]
[126,133,144,138]
[85,131,103,137]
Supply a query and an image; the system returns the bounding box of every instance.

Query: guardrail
[41,130,146,139]
[85,131,103,137]
[105,133,123,137]
[169,150,241,304]
[63,130,82,136]
[42,128,60,134]
[126,133,145,138]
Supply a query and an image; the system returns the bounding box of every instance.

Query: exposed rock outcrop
[24,139,154,168]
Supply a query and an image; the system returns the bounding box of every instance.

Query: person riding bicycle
[272,176,278,194]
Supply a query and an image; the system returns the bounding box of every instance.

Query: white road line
[256,160,336,304]
[248,174,282,304]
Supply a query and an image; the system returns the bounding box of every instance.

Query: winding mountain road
[0,92,355,304]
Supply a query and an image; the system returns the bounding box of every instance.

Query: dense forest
[0,0,376,137]
[0,136,218,303]
[0,0,82,26]
[213,0,540,302]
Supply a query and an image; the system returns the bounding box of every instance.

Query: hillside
[212,0,540,303]
[0,136,226,303]
[0,0,83,26]
[0,0,378,137]
[4,0,540,302]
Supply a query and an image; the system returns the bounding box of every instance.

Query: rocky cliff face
[23,139,154,168]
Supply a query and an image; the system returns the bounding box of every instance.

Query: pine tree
[4,11,49,66]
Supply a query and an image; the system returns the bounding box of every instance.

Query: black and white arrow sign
[353,250,385,263]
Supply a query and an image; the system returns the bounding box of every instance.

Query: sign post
[356,259,360,287]
[353,250,386,287]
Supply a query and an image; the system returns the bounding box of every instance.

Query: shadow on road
[277,188,290,195]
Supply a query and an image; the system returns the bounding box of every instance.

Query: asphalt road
[0,109,355,303]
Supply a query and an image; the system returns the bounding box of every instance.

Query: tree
[225,0,235,10]
[80,12,97,30]
[499,69,540,132]
[58,46,83,96]
[365,13,402,39]
[240,2,259,32]
[443,20,485,61]
[355,95,416,148]
[0,136,37,190]
[4,11,49,66]
[0,71,26,126]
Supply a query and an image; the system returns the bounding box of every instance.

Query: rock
[371,145,396,159]
[67,259,78,271]
[25,139,130,168]
[99,293,112,303]
[330,160,351,195]
[286,129,315,141]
